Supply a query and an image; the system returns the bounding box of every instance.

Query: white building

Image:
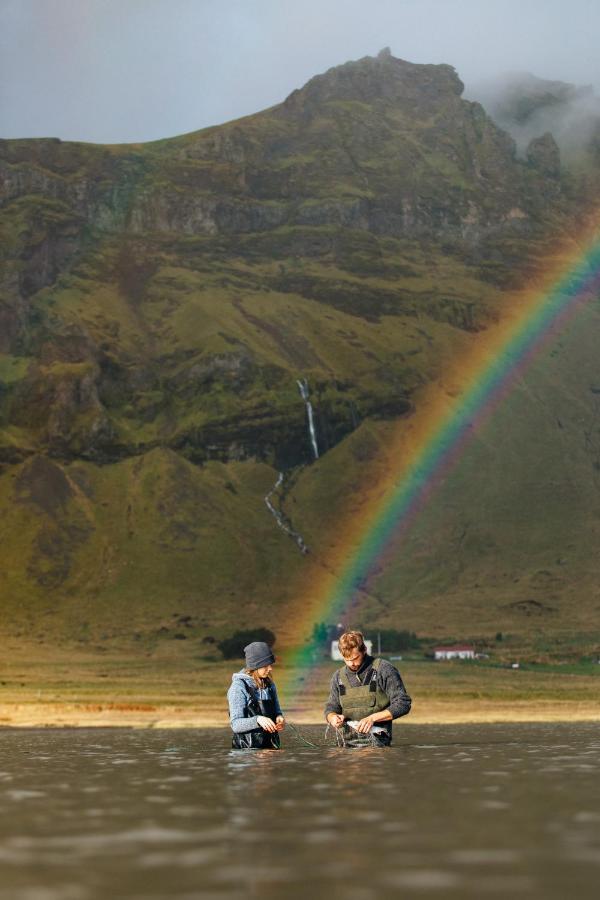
[331,639,372,661]
[434,644,475,661]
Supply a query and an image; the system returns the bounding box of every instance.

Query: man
[325,630,411,746]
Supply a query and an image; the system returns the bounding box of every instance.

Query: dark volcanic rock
[527,132,561,178]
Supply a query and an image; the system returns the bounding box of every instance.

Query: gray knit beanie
[244,641,275,669]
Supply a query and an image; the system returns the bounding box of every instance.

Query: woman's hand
[275,716,285,732]
[256,715,277,733]
[327,713,345,729]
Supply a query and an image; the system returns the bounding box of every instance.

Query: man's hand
[327,713,345,729]
[356,715,374,733]
[275,715,286,732]
[256,715,277,733]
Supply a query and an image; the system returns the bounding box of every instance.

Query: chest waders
[338,658,390,721]
[231,684,281,750]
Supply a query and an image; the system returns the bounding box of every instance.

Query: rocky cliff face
[0,52,574,464]
[1,52,598,647]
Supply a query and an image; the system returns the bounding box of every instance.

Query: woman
[227,641,285,749]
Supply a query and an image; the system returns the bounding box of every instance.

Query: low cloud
[466,72,600,162]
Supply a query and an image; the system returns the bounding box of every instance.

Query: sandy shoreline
[2,700,599,728]
[2,654,599,728]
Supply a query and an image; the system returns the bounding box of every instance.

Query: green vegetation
[0,52,600,666]
[0,354,30,385]
[376,630,421,652]
[217,627,276,660]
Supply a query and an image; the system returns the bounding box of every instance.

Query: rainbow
[279,222,600,702]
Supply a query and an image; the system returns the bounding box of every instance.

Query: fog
[467,73,600,161]
[1,0,600,144]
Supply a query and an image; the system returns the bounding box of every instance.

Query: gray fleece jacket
[227,671,283,734]
[324,655,412,723]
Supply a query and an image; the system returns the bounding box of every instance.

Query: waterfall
[264,472,309,555]
[262,377,320,554]
[296,378,319,460]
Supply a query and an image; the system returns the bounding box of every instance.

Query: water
[296,378,319,459]
[0,723,598,899]
[264,472,309,553]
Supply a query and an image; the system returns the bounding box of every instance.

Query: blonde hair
[244,668,272,690]
[338,630,366,657]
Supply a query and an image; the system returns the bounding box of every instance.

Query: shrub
[376,629,421,652]
[217,627,276,660]
[311,622,328,643]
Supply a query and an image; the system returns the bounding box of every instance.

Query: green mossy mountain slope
[1,52,600,656]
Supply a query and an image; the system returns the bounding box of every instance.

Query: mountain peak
[281,51,464,115]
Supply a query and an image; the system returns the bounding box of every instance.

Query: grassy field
[1,642,599,728]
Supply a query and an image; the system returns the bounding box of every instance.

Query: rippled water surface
[0,723,599,899]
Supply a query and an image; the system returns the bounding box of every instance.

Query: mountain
[467,71,600,168]
[1,50,599,657]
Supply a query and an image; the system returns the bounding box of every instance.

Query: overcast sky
[2,0,599,144]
